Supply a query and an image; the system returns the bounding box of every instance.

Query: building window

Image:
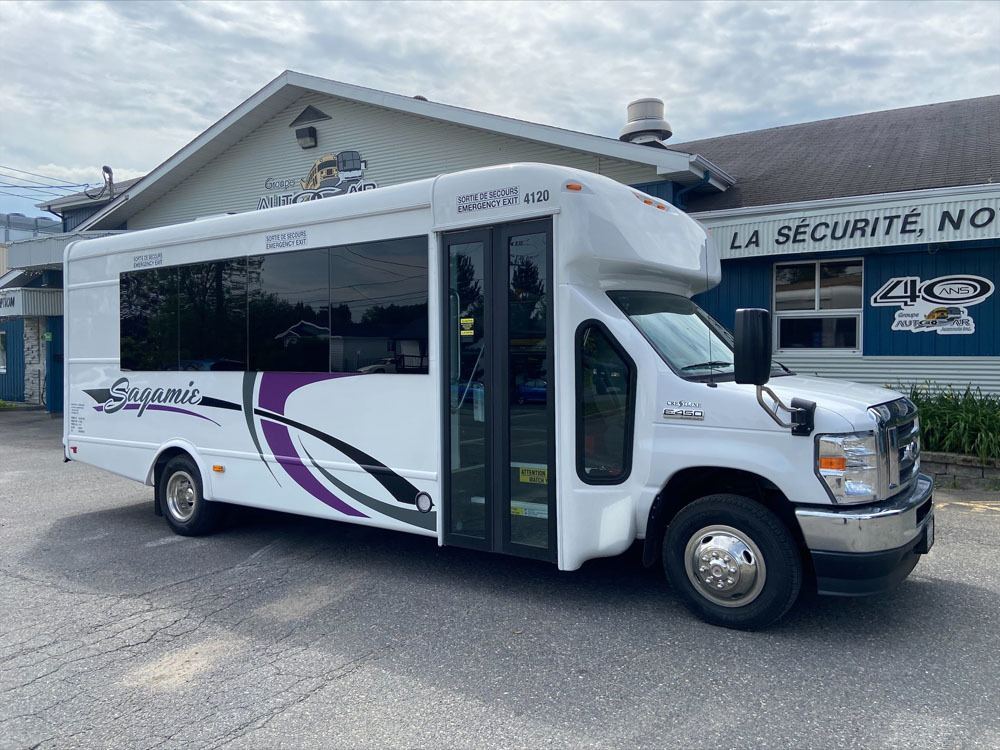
[576,321,635,484]
[0,331,6,373]
[774,259,862,351]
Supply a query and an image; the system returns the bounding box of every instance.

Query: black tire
[663,494,802,630]
[157,455,222,536]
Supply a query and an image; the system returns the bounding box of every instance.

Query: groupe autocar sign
[870,274,995,335]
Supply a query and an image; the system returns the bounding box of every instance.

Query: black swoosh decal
[198,397,242,411]
[254,407,420,506]
[299,441,434,531]
[243,372,280,485]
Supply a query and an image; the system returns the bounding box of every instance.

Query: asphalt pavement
[1,409,999,749]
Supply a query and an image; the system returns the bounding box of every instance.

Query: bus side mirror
[734,308,772,386]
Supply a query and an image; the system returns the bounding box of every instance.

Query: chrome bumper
[795,474,934,554]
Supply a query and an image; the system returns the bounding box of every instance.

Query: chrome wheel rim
[683,524,766,608]
[166,470,197,523]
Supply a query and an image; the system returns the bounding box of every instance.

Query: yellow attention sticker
[460,317,475,336]
[519,467,548,484]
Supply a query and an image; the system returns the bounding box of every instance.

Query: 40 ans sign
[870,274,995,335]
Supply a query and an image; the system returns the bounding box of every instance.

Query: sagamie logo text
[103,377,202,416]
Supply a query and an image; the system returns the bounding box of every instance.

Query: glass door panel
[447,235,489,545]
[443,220,555,560]
[505,229,553,549]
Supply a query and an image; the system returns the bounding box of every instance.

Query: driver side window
[576,321,636,484]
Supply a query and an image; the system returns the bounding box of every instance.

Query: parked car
[450,380,484,409]
[357,357,398,374]
[516,378,547,404]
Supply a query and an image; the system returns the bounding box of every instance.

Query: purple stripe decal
[260,419,367,518]
[258,372,356,414]
[92,403,220,426]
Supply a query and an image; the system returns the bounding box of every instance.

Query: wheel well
[151,448,196,514]
[642,467,807,568]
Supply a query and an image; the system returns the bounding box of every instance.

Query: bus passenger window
[576,323,635,484]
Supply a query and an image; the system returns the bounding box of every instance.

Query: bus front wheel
[158,455,222,536]
[662,494,802,630]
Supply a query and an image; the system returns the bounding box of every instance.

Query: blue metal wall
[0,318,25,402]
[631,180,676,203]
[864,244,999,357]
[695,243,999,357]
[694,256,772,330]
[45,316,64,413]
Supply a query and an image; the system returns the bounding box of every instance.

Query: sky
[1,0,997,218]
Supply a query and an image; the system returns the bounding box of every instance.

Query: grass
[906,384,1000,465]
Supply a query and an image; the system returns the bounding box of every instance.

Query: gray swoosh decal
[243,372,280,485]
[299,441,435,532]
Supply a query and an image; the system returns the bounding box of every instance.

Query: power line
[0,164,88,184]
[0,170,89,190]
[0,182,86,194]
[0,188,54,201]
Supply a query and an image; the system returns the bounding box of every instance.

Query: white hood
[764,375,903,431]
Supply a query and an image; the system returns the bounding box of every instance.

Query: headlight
[816,432,881,504]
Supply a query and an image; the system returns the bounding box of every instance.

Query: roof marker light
[644,199,653,205]
[566,183,582,191]
[656,204,666,210]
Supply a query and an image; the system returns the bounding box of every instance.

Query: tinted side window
[576,323,635,484]
[329,237,428,374]
[178,259,248,370]
[120,267,179,371]
[248,248,330,372]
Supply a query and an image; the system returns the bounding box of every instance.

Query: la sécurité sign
[698,190,1000,259]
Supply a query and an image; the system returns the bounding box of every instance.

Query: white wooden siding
[128,92,660,230]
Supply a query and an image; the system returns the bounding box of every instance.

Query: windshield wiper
[681,361,733,371]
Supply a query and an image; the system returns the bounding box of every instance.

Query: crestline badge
[663,400,705,421]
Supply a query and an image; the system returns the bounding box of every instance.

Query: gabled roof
[675,95,1000,212]
[37,177,144,214]
[79,71,734,231]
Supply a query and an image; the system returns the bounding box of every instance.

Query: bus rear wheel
[158,455,221,536]
[663,494,802,630]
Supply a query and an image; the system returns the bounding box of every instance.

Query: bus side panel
[65,226,442,540]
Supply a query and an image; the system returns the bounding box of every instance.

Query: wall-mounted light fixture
[295,126,318,149]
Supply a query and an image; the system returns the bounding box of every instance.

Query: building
[680,96,1000,391]
[2,71,997,410]
[0,213,62,405]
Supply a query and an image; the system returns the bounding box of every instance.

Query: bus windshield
[608,290,740,381]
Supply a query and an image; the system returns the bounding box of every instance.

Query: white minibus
[64,163,933,629]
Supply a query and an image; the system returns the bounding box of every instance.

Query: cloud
[0,0,996,217]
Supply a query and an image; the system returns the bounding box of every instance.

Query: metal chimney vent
[619,98,672,145]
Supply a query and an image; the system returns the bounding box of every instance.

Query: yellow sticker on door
[460,317,475,336]
[519,467,548,484]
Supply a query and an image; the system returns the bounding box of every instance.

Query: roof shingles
[673,95,1000,211]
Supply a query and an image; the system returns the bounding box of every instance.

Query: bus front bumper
[794,474,934,596]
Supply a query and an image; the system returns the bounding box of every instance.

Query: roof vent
[619,98,672,146]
